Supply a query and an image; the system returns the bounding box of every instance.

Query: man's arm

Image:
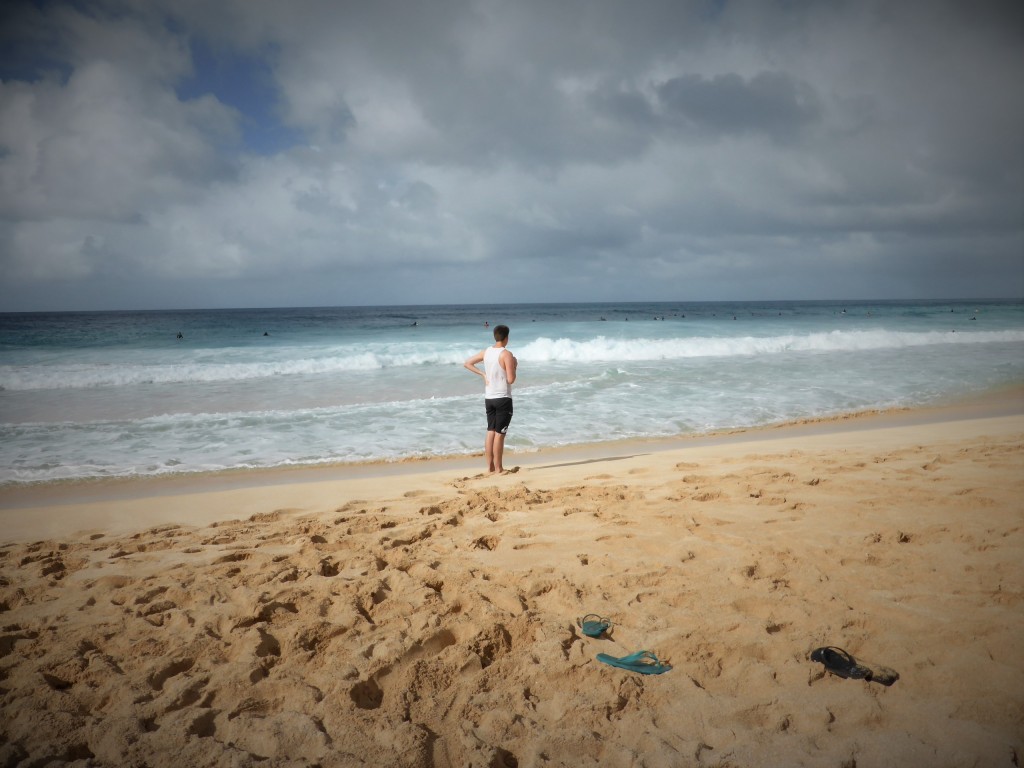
[464,350,486,380]
[501,349,517,384]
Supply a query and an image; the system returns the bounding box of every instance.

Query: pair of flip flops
[580,614,671,675]
[810,646,899,686]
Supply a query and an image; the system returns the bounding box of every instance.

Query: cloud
[0,0,1021,310]
[0,5,239,226]
[655,71,822,143]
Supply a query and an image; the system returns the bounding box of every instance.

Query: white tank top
[484,346,511,398]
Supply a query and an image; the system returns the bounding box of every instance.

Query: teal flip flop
[580,614,612,638]
[596,650,671,675]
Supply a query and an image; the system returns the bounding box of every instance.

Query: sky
[0,0,1022,311]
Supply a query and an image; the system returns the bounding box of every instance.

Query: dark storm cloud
[656,71,822,143]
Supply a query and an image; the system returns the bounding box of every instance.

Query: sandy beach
[1,405,1022,767]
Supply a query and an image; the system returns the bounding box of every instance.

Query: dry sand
[1,409,1022,767]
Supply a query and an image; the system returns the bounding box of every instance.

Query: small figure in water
[176,332,183,340]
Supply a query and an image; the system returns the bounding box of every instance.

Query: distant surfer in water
[464,324,517,473]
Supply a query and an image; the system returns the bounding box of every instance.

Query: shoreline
[1,384,1020,513]
[1,386,1021,544]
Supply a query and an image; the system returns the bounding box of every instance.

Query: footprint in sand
[692,490,723,502]
[213,552,250,565]
[350,677,384,710]
[319,558,340,577]
[148,658,195,692]
[255,628,281,658]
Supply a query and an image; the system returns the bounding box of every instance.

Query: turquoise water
[1,299,1022,484]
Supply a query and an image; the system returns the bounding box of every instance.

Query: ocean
[1,299,1022,485]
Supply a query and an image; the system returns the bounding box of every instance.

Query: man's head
[493,325,509,343]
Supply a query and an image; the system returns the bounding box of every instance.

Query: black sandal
[810,646,873,680]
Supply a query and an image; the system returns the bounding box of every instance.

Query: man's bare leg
[484,430,497,473]
[491,431,506,473]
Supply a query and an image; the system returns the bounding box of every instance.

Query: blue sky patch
[175,37,303,156]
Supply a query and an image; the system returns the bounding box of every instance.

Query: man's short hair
[493,324,510,342]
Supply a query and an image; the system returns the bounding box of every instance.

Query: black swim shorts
[485,397,513,434]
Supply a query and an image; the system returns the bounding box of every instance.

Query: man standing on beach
[464,324,517,473]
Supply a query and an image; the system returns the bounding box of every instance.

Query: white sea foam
[518,329,1024,363]
[0,348,470,391]
[2,329,1020,391]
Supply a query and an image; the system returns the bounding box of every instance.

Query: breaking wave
[2,329,1021,391]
